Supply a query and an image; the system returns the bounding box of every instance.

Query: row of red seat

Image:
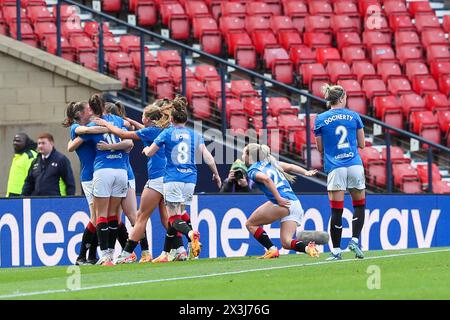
[359,146,450,193]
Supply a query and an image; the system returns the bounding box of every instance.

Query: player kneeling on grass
[243,143,320,259]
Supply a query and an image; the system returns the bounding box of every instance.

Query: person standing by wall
[6,133,38,197]
[22,133,76,196]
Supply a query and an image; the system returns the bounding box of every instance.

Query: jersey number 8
[177,142,189,164]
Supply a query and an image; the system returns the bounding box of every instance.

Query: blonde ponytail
[247,143,296,184]
[322,83,345,108]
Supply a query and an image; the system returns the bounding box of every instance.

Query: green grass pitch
[1,248,449,300]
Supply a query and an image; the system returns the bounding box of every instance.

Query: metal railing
[11,0,450,192]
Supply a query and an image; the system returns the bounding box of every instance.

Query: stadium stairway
[1,0,449,193]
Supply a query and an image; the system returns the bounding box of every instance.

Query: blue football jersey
[154,126,204,184]
[70,123,96,182]
[314,108,364,173]
[81,114,127,171]
[248,160,298,204]
[136,126,166,180]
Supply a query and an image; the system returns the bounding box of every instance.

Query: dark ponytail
[89,93,105,117]
[62,101,86,127]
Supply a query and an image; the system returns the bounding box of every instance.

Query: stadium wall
[0,194,448,267]
[0,35,122,196]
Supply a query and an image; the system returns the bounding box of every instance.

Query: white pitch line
[1,248,449,299]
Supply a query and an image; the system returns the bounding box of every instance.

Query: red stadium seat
[200,30,222,55]
[217,98,244,122]
[436,110,450,134]
[61,20,85,40]
[44,35,75,62]
[373,97,404,132]
[373,95,402,119]
[226,32,257,69]
[267,97,293,117]
[444,15,450,34]
[27,6,53,24]
[289,45,316,69]
[367,163,387,187]
[186,80,211,120]
[363,31,391,49]
[351,61,380,82]
[300,63,328,86]
[316,47,341,66]
[129,51,158,74]
[270,16,296,33]
[412,75,439,95]
[405,61,429,82]
[427,45,450,63]
[401,179,422,193]
[326,61,354,83]
[169,14,190,40]
[384,0,409,16]
[430,61,450,81]
[392,163,418,188]
[160,3,185,25]
[246,2,273,18]
[52,5,76,22]
[411,111,439,134]
[278,30,302,51]
[84,21,113,39]
[422,30,448,47]
[208,81,233,106]
[416,163,442,186]
[252,30,278,54]
[362,78,389,101]
[242,97,263,116]
[336,32,362,50]
[371,45,397,66]
[231,80,258,99]
[226,31,252,55]
[185,1,210,20]
[219,16,245,34]
[167,66,195,90]
[424,93,450,112]
[119,35,140,53]
[408,1,433,16]
[303,32,332,48]
[338,79,367,114]
[397,45,424,65]
[304,15,331,33]
[157,50,181,68]
[331,15,358,33]
[439,74,450,96]
[415,15,442,33]
[399,93,426,119]
[360,147,383,167]
[195,65,220,82]
[433,181,450,194]
[106,52,136,88]
[146,67,174,99]
[381,146,411,164]
[342,46,367,66]
[309,1,333,16]
[95,36,121,53]
[284,1,307,32]
[389,15,415,32]
[377,62,403,82]
[388,77,413,96]
[395,31,421,48]
[9,22,38,48]
[334,1,359,17]
[263,46,289,68]
[229,113,249,136]
[34,22,56,42]
[245,16,270,34]
[102,0,121,12]
[136,0,157,27]
[221,2,246,18]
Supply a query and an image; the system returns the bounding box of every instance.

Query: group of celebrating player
[63,82,366,266]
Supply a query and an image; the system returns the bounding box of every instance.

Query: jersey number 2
[335,125,350,149]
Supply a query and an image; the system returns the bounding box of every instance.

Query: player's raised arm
[97,139,134,152]
[75,125,109,135]
[93,117,140,140]
[279,162,318,177]
[143,142,160,157]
